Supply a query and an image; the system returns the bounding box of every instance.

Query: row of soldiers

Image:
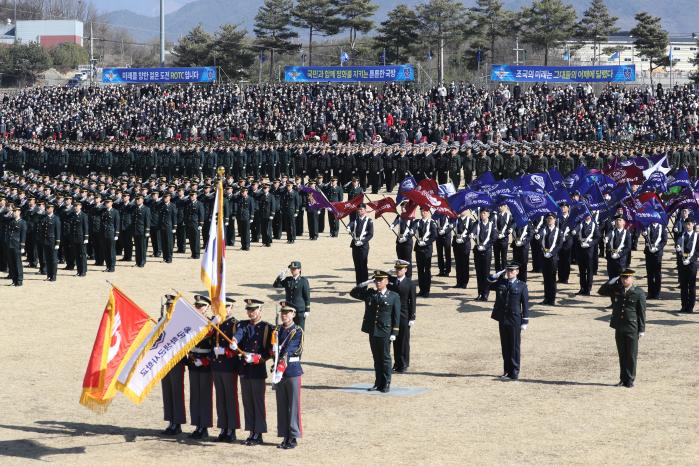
[0,169,365,284]
[3,139,699,192]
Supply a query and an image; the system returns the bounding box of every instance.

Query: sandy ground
[1,208,698,465]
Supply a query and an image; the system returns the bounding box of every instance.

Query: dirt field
[1,213,698,465]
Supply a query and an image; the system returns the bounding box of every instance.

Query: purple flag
[300,185,336,213]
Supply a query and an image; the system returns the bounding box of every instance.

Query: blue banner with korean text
[284,65,415,82]
[102,67,217,84]
[491,64,635,83]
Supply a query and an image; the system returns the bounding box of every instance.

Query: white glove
[683,259,690,266]
[650,246,658,253]
[398,237,407,243]
[211,316,221,325]
[83,239,88,244]
[609,276,620,284]
[440,229,446,235]
[269,216,273,220]
[354,240,364,247]
[146,233,150,237]
[214,346,225,356]
[408,320,415,327]
[390,223,398,231]
[676,246,682,252]
[534,234,540,240]
[193,359,203,367]
[418,240,426,247]
[229,340,238,351]
[272,371,283,384]
[359,279,373,287]
[198,226,202,230]
[293,214,297,217]
[172,229,176,234]
[603,237,609,244]
[544,252,552,258]
[498,233,505,239]
[469,233,476,239]
[581,242,589,248]
[305,311,309,318]
[54,245,59,250]
[515,241,523,247]
[494,269,506,279]
[521,324,528,331]
[389,335,396,342]
[21,248,25,254]
[456,238,464,244]
[639,332,645,338]
[611,252,620,259]
[477,245,485,251]
[115,236,119,241]
[346,226,352,233]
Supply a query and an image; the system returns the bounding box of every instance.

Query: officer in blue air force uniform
[350,270,401,393]
[272,302,304,450]
[488,261,529,381]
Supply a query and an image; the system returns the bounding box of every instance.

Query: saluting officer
[347,203,374,285]
[412,207,437,297]
[392,201,414,277]
[574,212,599,295]
[230,299,272,446]
[350,270,401,393]
[511,219,532,283]
[598,269,646,388]
[470,207,495,301]
[325,176,343,237]
[492,204,512,272]
[643,220,666,300]
[273,260,311,330]
[236,188,255,251]
[388,260,416,374]
[676,216,699,313]
[488,261,529,381]
[434,213,452,277]
[159,192,177,263]
[160,294,186,436]
[187,295,215,440]
[272,302,305,450]
[211,296,241,443]
[101,198,120,273]
[605,214,632,278]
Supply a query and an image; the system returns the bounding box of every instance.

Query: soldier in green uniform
[350,270,401,393]
[273,260,311,330]
[598,269,646,388]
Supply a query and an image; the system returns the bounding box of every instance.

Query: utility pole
[159,0,165,66]
[513,37,524,65]
[89,22,94,85]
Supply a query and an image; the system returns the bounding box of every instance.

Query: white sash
[541,227,558,253]
[400,219,412,241]
[612,229,627,255]
[579,221,595,243]
[477,221,492,246]
[498,212,510,236]
[355,217,369,242]
[421,220,432,242]
[683,232,697,260]
[516,225,528,245]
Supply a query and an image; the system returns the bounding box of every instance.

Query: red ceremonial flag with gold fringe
[368,197,397,218]
[79,286,154,413]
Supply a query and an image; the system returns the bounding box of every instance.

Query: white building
[0,20,83,47]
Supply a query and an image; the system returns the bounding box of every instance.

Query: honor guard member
[345,177,364,222]
[412,207,437,297]
[673,208,691,241]
[605,214,631,278]
[273,261,311,330]
[272,302,305,450]
[642,220,666,299]
[160,294,186,436]
[230,299,272,446]
[159,192,177,263]
[187,295,214,439]
[530,214,546,273]
[211,296,241,442]
[185,191,206,258]
[676,216,699,313]
[452,209,474,288]
[598,269,646,388]
[493,204,513,271]
[470,207,495,301]
[347,203,374,285]
[388,260,416,373]
[488,261,529,381]
[101,198,120,272]
[434,213,453,277]
[132,195,151,267]
[557,201,574,284]
[39,203,61,281]
[539,212,563,305]
[236,188,255,250]
[392,202,415,277]
[67,201,89,276]
[6,206,26,286]
[511,219,532,283]
[573,212,599,295]
[350,270,401,393]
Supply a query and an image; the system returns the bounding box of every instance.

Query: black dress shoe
[249,434,263,445]
[284,438,297,449]
[216,431,227,442]
[615,381,624,387]
[278,437,289,449]
[624,382,635,388]
[367,385,379,391]
[380,384,391,393]
[189,428,203,439]
[243,433,255,445]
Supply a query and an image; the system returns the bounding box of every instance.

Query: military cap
[505,261,520,270]
[244,298,264,310]
[372,270,390,280]
[162,192,172,198]
[189,191,197,196]
[164,293,176,305]
[286,180,294,186]
[135,194,144,200]
[46,203,56,209]
[613,213,625,220]
[193,294,211,306]
[558,200,569,207]
[12,205,21,212]
[686,216,696,224]
[279,301,296,313]
[620,268,635,277]
[330,176,338,181]
[394,259,410,269]
[288,260,302,269]
[351,177,359,182]
[545,212,556,219]
[104,197,114,203]
[358,203,367,209]
[480,206,491,213]
[225,296,236,305]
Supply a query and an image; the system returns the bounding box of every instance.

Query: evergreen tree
[373,4,420,64]
[291,0,341,66]
[520,0,577,65]
[172,25,214,68]
[212,24,256,80]
[417,0,468,83]
[254,0,300,80]
[629,12,669,89]
[690,37,699,84]
[334,0,378,51]
[575,0,619,65]
[468,0,513,65]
